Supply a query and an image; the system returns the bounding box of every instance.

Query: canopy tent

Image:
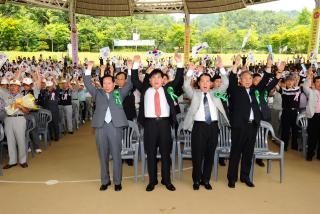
[0,0,278,62]
[0,0,277,16]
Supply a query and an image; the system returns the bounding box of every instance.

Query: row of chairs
[121,117,285,183]
[0,109,52,175]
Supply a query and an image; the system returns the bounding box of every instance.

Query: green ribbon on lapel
[167,86,178,101]
[214,92,228,102]
[255,90,260,105]
[264,90,268,103]
[112,90,122,107]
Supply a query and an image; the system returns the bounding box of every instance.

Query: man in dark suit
[131,54,184,192]
[227,55,284,188]
[84,61,132,192]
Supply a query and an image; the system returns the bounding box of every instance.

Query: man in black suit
[227,55,283,188]
[131,54,184,192]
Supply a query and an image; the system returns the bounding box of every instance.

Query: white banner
[114,40,155,47]
[100,47,110,60]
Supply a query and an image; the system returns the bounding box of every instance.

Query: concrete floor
[0,123,319,214]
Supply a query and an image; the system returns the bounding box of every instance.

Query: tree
[296,8,312,26]
[203,27,232,53]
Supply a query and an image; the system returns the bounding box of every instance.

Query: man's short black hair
[314,76,320,83]
[115,71,127,79]
[100,74,115,86]
[211,74,221,82]
[197,73,212,86]
[149,69,164,78]
[253,73,262,79]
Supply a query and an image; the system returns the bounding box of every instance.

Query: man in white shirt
[131,54,184,192]
[183,56,229,190]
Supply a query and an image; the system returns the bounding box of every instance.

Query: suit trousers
[227,123,258,182]
[307,113,320,159]
[4,116,27,165]
[281,108,298,150]
[95,121,123,185]
[191,121,218,183]
[144,118,172,185]
[62,105,73,132]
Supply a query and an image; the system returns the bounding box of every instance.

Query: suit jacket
[183,71,230,131]
[131,67,184,127]
[83,74,132,128]
[228,72,273,128]
[303,78,320,118]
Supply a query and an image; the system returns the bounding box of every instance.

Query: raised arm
[228,54,241,93]
[255,56,275,92]
[131,55,144,92]
[83,61,98,98]
[265,61,285,92]
[303,70,314,97]
[169,54,184,89]
[119,60,133,99]
[213,55,229,93]
[183,63,197,99]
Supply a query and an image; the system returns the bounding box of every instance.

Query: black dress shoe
[68,132,74,134]
[146,183,155,192]
[240,178,255,187]
[228,181,235,188]
[193,182,200,190]
[99,182,111,191]
[306,156,313,161]
[20,163,28,168]
[3,163,17,169]
[164,183,176,191]
[256,159,265,167]
[200,181,213,190]
[219,158,226,166]
[114,184,122,191]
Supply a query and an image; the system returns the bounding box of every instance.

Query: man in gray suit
[183,56,229,190]
[303,70,320,161]
[84,60,132,191]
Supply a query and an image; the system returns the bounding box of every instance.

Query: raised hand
[87,61,94,70]
[174,53,182,63]
[133,55,141,63]
[188,63,196,71]
[127,59,133,70]
[215,55,223,68]
[277,61,286,72]
[232,54,241,73]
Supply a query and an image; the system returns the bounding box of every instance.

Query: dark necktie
[204,93,212,125]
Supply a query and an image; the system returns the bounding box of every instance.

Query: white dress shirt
[246,89,254,120]
[144,87,170,118]
[105,93,112,123]
[194,92,218,122]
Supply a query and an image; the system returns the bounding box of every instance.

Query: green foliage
[0,4,314,54]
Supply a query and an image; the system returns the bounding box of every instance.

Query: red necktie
[154,90,161,117]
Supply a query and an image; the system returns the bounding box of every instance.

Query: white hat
[70,80,76,84]
[9,79,22,86]
[79,82,84,86]
[46,81,53,87]
[42,79,47,83]
[1,78,9,85]
[22,77,33,85]
[60,79,67,83]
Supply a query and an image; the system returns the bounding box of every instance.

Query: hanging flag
[100,47,110,60]
[241,29,251,49]
[192,42,209,58]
